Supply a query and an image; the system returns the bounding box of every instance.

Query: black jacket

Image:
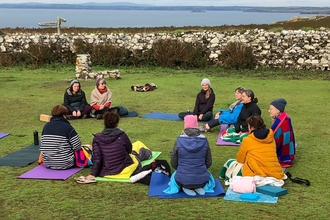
[235,101,261,133]
[193,88,215,115]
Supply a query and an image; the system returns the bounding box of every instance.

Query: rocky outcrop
[1,28,329,70]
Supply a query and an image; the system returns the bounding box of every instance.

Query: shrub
[0,54,13,67]
[152,39,209,68]
[91,43,127,66]
[220,41,257,70]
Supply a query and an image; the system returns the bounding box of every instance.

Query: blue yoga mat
[141,112,182,121]
[148,172,225,199]
[224,188,278,203]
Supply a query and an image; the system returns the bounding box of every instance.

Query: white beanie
[201,78,211,86]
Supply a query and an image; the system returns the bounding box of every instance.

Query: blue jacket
[173,135,211,186]
[218,103,243,125]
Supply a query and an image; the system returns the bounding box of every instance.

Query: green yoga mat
[95,151,162,182]
[0,143,40,167]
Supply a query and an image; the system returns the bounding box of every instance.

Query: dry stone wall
[0,28,329,70]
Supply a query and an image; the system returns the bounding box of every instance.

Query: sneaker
[199,125,210,132]
[130,169,152,183]
[82,114,88,119]
[96,114,103,120]
[182,187,196,196]
[90,109,96,118]
[194,188,205,195]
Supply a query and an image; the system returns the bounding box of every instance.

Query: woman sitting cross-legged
[90,78,112,119]
[40,105,82,170]
[84,111,152,182]
[199,86,245,132]
[220,115,285,183]
[164,115,215,196]
[178,78,215,122]
[63,79,92,119]
[269,98,296,168]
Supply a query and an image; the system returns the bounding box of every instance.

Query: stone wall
[0,28,329,70]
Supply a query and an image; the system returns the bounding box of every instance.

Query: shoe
[199,125,210,132]
[96,114,103,120]
[82,114,88,119]
[182,187,196,196]
[130,169,152,183]
[194,188,205,195]
[90,109,96,118]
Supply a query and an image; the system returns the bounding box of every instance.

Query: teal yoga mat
[224,188,278,203]
[0,143,40,167]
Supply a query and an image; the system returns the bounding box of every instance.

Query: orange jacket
[236,129,285,179]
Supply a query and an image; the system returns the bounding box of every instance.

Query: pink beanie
[184,115,199,129]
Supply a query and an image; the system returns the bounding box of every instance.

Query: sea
[0,8,325,29]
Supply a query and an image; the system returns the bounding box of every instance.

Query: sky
[0,0,328,7]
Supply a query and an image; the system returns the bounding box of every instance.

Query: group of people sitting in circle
[39,77,296,195]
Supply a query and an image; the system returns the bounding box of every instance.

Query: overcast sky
[0,0,328,7]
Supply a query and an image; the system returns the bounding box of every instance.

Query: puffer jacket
[91,127,133,177]
[236,128,285,179]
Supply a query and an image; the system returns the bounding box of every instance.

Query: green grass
[0,66,329,219]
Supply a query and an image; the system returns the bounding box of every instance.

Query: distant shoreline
[0,4,329,14]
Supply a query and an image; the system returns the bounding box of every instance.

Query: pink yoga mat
[18,165,82,180]
[216,124,240,146]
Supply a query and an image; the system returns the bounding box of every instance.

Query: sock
[182,187,196,196]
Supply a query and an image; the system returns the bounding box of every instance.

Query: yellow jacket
[236,129,285,179]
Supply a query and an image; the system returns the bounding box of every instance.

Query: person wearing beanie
[220,115,285,181]
[235,89,261,133]
[63,79,92,119]
[200,86,245,132]
[269,98,296,167]
[166,115,214,196]
[178,78,215,121]
[90,77,113,119]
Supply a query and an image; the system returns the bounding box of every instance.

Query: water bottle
[33,130,39,145]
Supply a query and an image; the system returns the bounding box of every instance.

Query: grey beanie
[70,79,79,87]
[201,78,211,86]
[270,98,287,112]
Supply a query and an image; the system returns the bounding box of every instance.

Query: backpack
[109,106,129,116]
[74,145,93,168]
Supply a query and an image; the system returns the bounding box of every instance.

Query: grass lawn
[0,66,329,219]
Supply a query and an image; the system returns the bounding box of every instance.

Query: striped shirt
[40,117,81,170]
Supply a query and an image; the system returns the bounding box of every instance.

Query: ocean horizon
[0,8,325,29]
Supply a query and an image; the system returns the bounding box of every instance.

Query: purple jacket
[91,127,133,177]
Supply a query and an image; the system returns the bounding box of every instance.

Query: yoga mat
[122,111,138,117]
[18,165,82,180]
[141,112,182,121]
[223,188,278,203]
[148,172,226,199]
[0,143,40,167]
[95,151,162,182]
[0,132,10,139]
[216,124,240,146]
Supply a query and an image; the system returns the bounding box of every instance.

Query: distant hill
[80,2,154,7]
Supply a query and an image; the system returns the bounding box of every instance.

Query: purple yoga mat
[216,124,240,146]
[18,165,83,180]
[0,132,10,139]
